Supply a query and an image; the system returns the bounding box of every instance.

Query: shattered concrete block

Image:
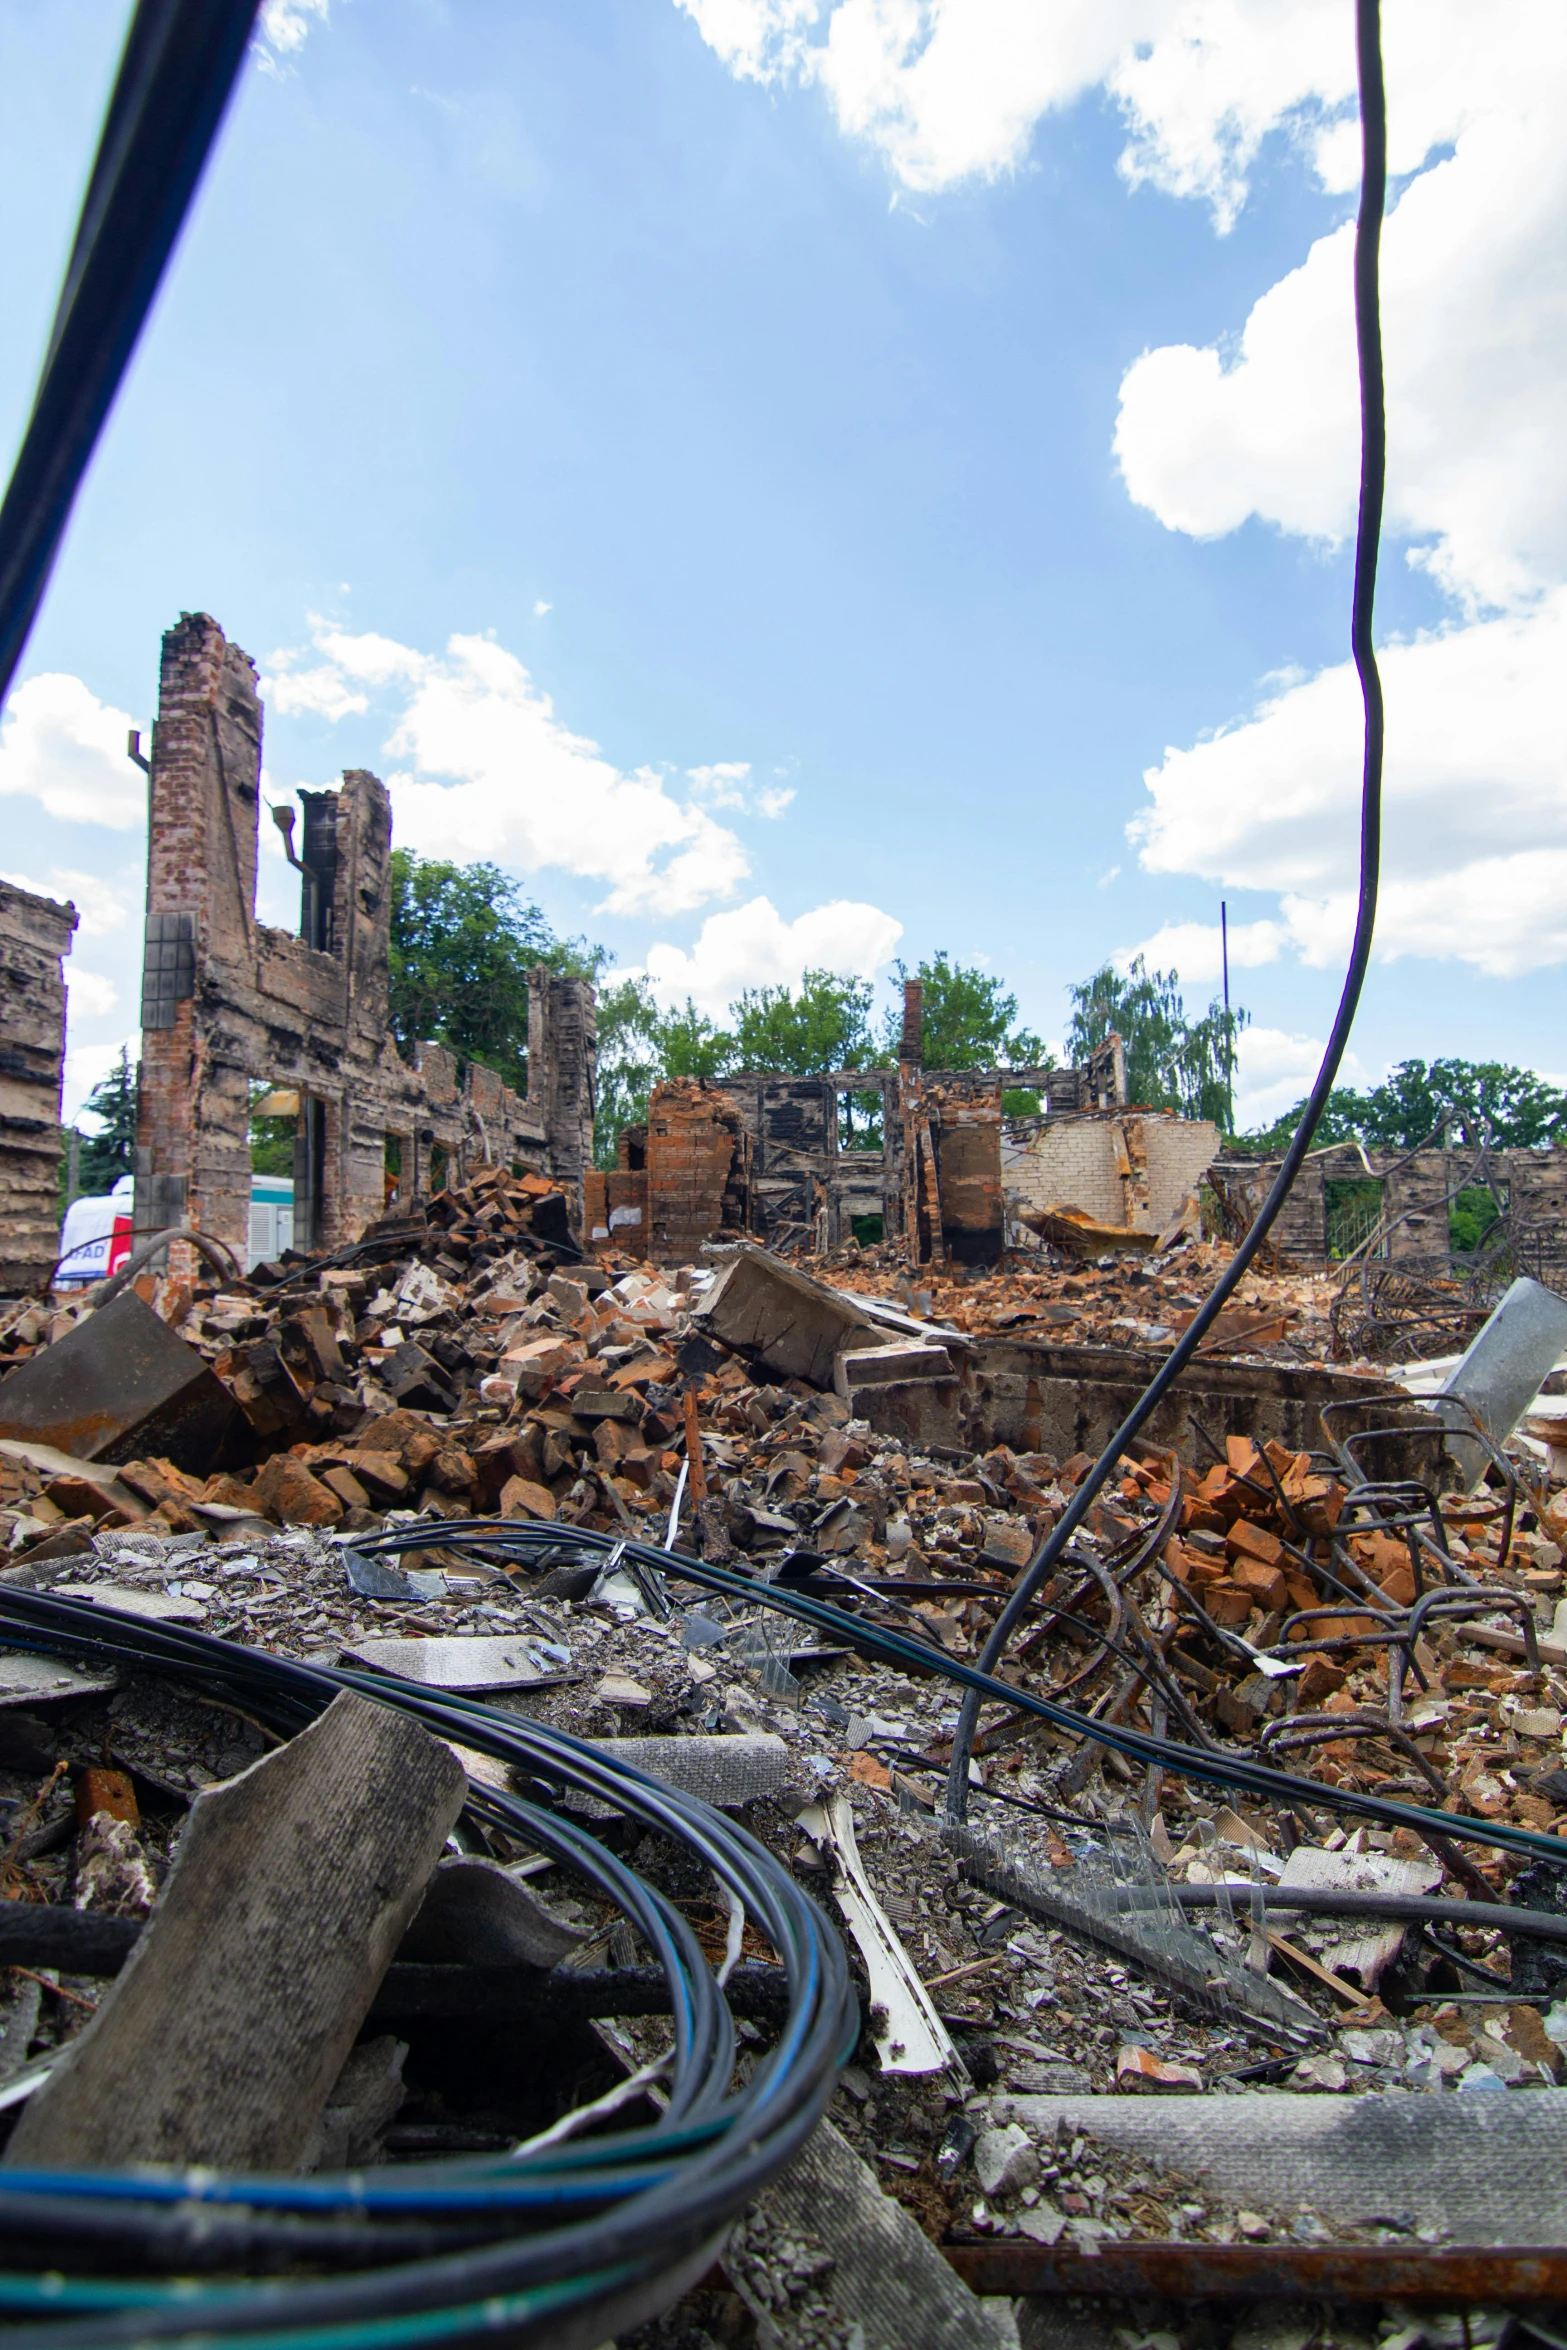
[973,2120,1038,2197]
[832,1341,953,1398]
[1114,2044,1204,2093]
[729,2117,1018,2350]
[693,1245,888,1389]
[5,1690,465,2172]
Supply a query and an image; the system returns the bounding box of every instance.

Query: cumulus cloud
[255,0,329,75]
[679,0,1374,208]
[66,971,119,1019]
[1233,1025,1369,1132]
[261,664,369,722]
[634,893,903,1018]
[1129,594,1567,977]
[0,674,144,829]
[1122,917,1285,983]
[265,623,768,918]
[1116,18,1567,611]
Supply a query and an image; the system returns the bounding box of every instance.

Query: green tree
[1232,1058,1567,1159]
[592,980,738,1167]
[1230,1088,1367,1156]
[731,970,875,1074]
[882,952,1050,1116]
[248,1082,297,1176]
[73,1048,138,1193]
[892,952,1045,1071]
[592,976,664,1167]
[1067,957,1243,1127]
[388,850,601,1095]
[656,998,736,1081]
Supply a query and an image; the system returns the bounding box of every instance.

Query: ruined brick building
[0,614,597,1295]
[132,613,596,1273]
[7,614,1567,1297]
[585,987,1215,1266]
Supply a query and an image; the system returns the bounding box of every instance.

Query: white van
[54,1175,135,1287]
[53,1173,297,1286]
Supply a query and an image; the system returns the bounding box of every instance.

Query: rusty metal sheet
[943,2240,1567,2305]
[0,1291,237,1474]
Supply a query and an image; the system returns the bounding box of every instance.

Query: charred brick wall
[134,613,595,1274]
[0,883,78,1291]
[646,1078,752,1261]
[1216,1140,1567,1273]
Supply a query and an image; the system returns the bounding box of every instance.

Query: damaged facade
[131,613,596,1275]
[587,983,1155,1267]
[1218,1138,1567,1277]
[0,881,78,1291]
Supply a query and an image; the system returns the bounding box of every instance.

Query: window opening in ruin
[1325,1176,1386,1261]
[428,1140,450,1196]
[1451,1181,1507,1262]
[383,1133,404,1208]
[249,1083,296,1175]
[293,1095,326,1253]
[296,789,340,954]
[835,1088,884,1155]
[851,1213,885,1248]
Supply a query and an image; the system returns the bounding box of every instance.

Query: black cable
[349,1517,1567,1868]
[942,0,1390,1820]
[0,0,262,705]
[1109,1885,1567,1944]
[0,1589,854,2343]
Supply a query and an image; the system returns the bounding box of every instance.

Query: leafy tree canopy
[1067,956,1243,1128]
[1231,1058,1567,1158]
[388,851,601,1095]
[732,970,876,1074]
[884,951,1047,1073]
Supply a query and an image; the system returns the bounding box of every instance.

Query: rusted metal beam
[943,2240,1567,2304]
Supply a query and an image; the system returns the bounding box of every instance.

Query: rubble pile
[3,1190,1567,2338]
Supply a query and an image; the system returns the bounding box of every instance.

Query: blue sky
[2,0,1563,1129]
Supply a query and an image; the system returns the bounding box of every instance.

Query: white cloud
[1097,864,1122,889]
[1116,19,1567,611]
[1129,594,1567,978]
[533,599,553,618]
[1233,1024,1369,1131]
[0,674,144,829]
[679,0,1368,207]
[676,0,821,83]
[685,762,795,820]
[66,970,118,1019]
[261,664,369,722]
[255,0,329,74]
[635,893,903,1017]
[269,623,757,918]
[62,1035,138,1128]
[1122,916,1285,983]
[687,761,753,810]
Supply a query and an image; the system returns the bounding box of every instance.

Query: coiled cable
[0,1585,855,2347]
